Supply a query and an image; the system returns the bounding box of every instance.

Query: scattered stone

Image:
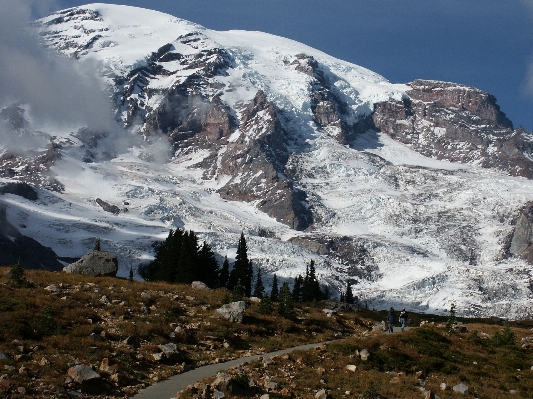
[140,292,151,300]
[63,250,118,277]
[345,364,357,372]
[260,394,270,399]
[452,383,469,395]
[359,349,370,361]
[67,364,101,384]
[67,390,84,398]
[122,336,140,348]
[440,382,448,391]
[0,351,9,360]
[264,381,278,390]
[249,296,261,303]
[17,386,27,394]
[157,343,184,364]
[216,301,246,323]
[39,357,50,366]
[213,390,225,399]
[191,281,211,290]
[316,389,331,399]
[18,366,28,376]
[44,284,60,294]
[212,373,232,391]
[415,371,424,380]
[109,372,128,386]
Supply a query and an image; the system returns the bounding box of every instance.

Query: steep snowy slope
[1,3,532,319]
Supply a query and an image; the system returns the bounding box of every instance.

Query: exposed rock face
[0,182,38,201]
[292,54,375,145]
[373,80,533,178]
[510,202,533,263]
[0,203,63,271]
[63,250,118,277]
[217,90,313,230]
[96,198,120,215]
[216,301,246,323]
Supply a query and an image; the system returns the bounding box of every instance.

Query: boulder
[157,342,185,364]
[216,301,246,323]
[345,364,357,372]
[63,250,118,277]
[359,348,370,361]
[67,365,101,388]
[191,281,211,290]
[452,383,469,395]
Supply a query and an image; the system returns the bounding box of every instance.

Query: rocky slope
[0,4,532,318]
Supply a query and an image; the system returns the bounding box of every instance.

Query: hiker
[387,307,395,333]
[399,307,408,331]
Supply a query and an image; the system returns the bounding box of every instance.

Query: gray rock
[67,364,101,384]
[315,389,331,399]
[213,390,225,399]
[191,281,211,290]
[359,348,370,361]
[216,301,246,323]
[212,373,232,391]
[452,383,469,395]
[0,351,9,360]
[264,381,278,390]
[158,342,184,364]
[140,292,151,300]
[63,250,118,277]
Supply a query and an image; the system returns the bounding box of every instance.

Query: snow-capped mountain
[1,3,533,319]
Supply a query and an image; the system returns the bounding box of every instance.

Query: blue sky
[49,0,533,130]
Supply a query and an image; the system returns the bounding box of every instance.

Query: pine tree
[292,275,303,302]
[94,237,101,251]
[446,303,457,332]
[7,258,26,288]
[258,295,273,315]
[340,292,345,303]
[198,241,219,288]
[228,232,252,296]
[302,260,321,302]
[277,282,295,319]
[345,282,354,304]
[270,274,279,301]
[231,278,244,302]
[253,267,265,298]
[219,256,230,288]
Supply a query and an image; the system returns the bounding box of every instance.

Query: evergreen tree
[446,303,457,332]
[140,229,220,286]
[231,278,244,302]
[270,274,279,301]
[228,232,252,296]
[219,256,230,288]
[94,237,101,251]
[258,295,273,315]
[7,259,26,288]
[340,292,345,303]
[277,282,295,319]
[198,241,219,288]
[292,275,303,302]
[253,267,265,298]
[345,282,354,304]
[129,266,134,281]
[302,260,321,302]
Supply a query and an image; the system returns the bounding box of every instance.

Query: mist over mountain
[1,3,532,319]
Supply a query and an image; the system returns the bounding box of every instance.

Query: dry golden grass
[199,324,533,399]
[0,267,358,398]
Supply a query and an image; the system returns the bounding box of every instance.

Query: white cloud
[0,0,116,135]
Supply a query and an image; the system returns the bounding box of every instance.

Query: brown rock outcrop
[373,79,533,178]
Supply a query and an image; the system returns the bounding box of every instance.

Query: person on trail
[399,307,408,331]
[387,307,395,333]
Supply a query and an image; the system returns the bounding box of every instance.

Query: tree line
[140,229,356,316]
